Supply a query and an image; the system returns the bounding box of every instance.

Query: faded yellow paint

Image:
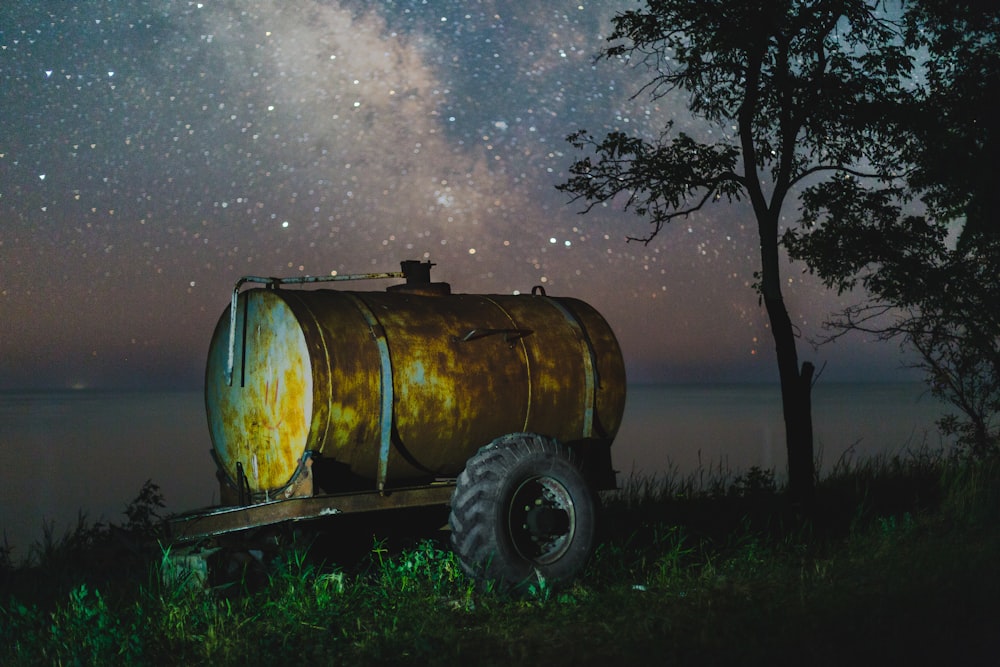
[205,285,626,496]
[205,290,313,496]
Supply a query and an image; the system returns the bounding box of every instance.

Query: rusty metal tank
[205,262,626,501]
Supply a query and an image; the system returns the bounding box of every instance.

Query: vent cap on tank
[388,259,451,295]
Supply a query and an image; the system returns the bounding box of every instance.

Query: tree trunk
[763,294,816,508]
[741,66,817,506]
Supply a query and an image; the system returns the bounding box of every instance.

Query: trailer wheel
[449,433,596,590]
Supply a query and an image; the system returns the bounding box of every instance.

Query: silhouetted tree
[784,0,1000,457]
[559,0,915,505]
[903,0,1000,248]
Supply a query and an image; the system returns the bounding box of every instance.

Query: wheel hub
[508,475,576,565]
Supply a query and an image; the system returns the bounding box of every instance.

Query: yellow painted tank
[204,262,626,501]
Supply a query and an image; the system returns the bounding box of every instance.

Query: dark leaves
[561,0,914,243]
[558,129,742,242]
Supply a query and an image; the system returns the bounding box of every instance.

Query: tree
[783,0,1000,457]
[558,0,913,505]
[902,0,1000,248]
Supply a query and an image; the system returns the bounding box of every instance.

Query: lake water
[0,383,950,555]
[613,383,951,480]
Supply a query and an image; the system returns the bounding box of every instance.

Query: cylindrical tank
[205,276,626,499]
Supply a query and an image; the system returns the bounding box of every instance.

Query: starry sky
[0,0,915,390]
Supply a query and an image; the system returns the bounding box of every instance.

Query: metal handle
[454,328,533,345]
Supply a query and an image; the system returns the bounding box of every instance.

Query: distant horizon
[0,380,951,555]
[0,319,927,391]
[0,370,929,394]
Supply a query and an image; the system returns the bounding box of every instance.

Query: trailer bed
[168,482,455,542]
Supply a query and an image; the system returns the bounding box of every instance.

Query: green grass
[3,454,1000,666]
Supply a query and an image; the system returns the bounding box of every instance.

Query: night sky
[0,0,913,390]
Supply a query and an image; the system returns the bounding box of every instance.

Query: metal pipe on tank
[225,271,405,385]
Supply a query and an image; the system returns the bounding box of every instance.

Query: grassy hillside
[3,451,999,666]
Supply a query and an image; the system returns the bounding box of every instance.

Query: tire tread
[449,433,593,589]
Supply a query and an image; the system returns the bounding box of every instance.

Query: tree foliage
[784,0,1000,457]
[559,0,915,503]
[902,0,1000,243]
[560,0,912,244]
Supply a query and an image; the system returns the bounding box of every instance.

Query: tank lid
[391,260,451,295]
[400,260,434,284]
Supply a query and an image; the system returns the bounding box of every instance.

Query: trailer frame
[167,481,455,543]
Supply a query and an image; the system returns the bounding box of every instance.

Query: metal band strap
[542,297,596,439]
[343,293,395,492]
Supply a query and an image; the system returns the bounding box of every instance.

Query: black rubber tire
[449,433,596,590]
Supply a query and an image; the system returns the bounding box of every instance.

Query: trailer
[168,261,626,588]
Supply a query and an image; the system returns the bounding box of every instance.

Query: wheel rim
[507,475,576,565]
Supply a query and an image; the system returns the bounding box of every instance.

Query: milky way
[0,0,910,389]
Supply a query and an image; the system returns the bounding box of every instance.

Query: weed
[123,479,166,535]
[0,535,12,573]
[45,584,143,665]
[877,512,916,537]
[941,454,1000,523]
[727,466,777,499]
